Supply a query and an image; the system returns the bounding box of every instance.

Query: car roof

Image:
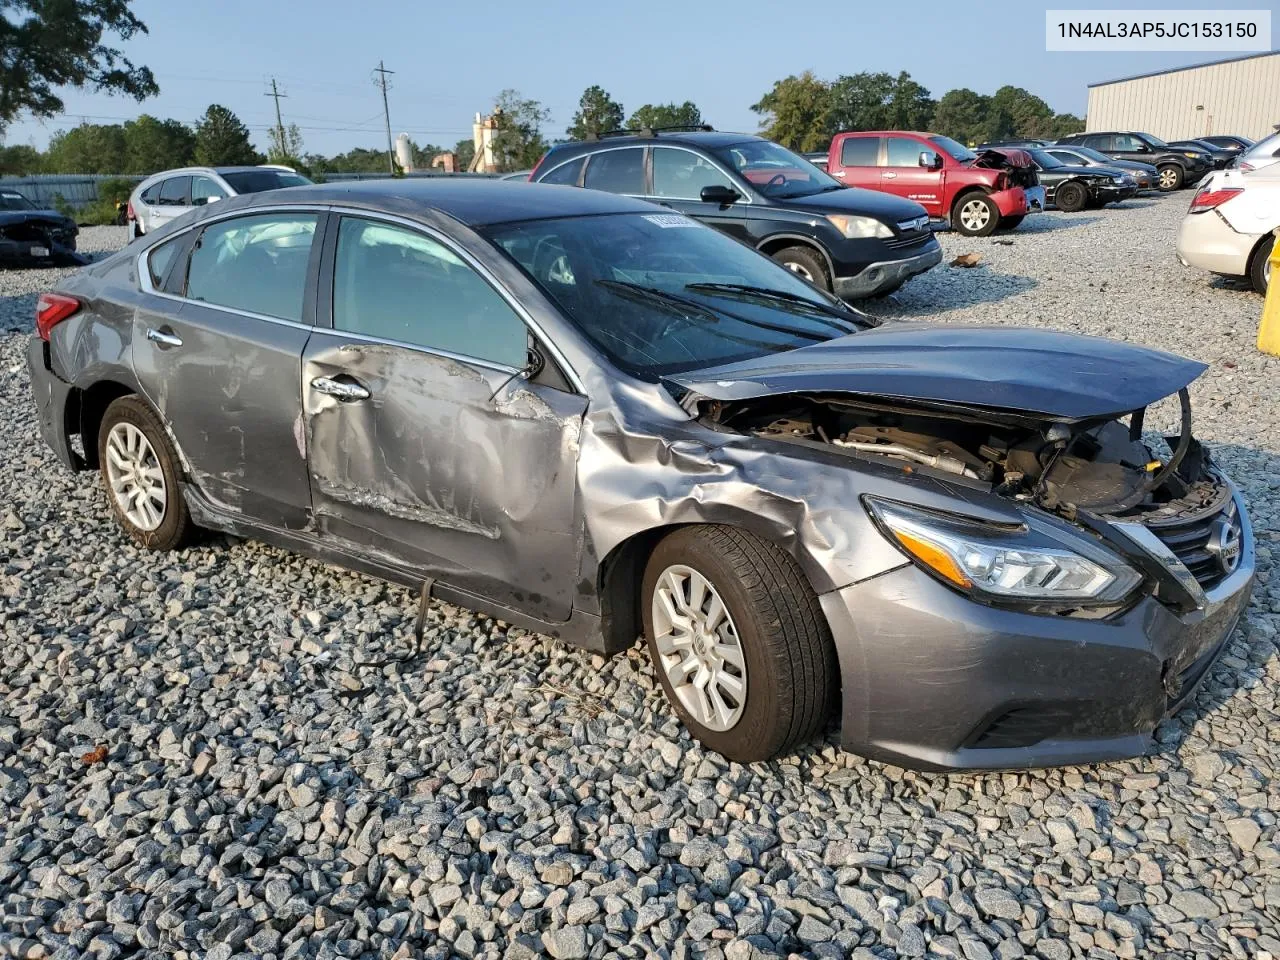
[238,177,661,226]
[548,131,763,153]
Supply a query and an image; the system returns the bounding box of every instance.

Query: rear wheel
[98,396,193,551]
[1252,233,1273,295]
[952,193,999,236]
[642,526,836,762]
[1157,164,1184,191]
[1055,181,1088,213]
[771,245,831,290]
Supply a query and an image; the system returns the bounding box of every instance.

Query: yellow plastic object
[1259,230,1280,356]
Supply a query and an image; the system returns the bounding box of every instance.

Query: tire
[952,192,1000,236]
[97,396,193,551]
[1252,233,1273,295]
[1157,164,1184,191]
[996,215,1024,230]
[1055,181,1088,213]
[641,525,837,762]
[771,245,831,290]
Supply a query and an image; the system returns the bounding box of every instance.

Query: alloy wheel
[1159,168,1179,189]
[960,199,990,232]
[104,422,167,531]
[785,262,814,282]
[650,564,748,732]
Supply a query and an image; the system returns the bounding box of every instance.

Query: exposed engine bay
[711,390,1224,524]
[973,148,1041,190]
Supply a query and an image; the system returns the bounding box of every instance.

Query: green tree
[627,101,703,131]
[0,143,42,174]
[122,114,194,174]
[984,85,1055,140]
[0,0,158,134]
[44,122,127,173]
[194,104,260,166]
[1046,113,1085,139]
[453,137,476,171]
[751,72,831,151]
[266,122,305,168]
[567,85,624,140]
[931,88,990,144]
[827,72,933,134]
[491,89,550,171]
[409,141,445,169]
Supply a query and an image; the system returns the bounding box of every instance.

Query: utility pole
[374,61,396,174]
[265,78,288,159]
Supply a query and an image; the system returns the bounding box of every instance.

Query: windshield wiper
[595,279,830,342]
[683,282,872,333]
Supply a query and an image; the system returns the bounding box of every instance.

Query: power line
[373,61,395,174]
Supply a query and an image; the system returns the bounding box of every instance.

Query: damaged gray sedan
[28,180,1254,770]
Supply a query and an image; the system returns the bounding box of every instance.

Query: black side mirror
[700,185,741,205]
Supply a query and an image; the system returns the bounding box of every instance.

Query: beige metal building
[1086,52,1280,141]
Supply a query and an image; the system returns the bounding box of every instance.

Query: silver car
[127,165,310,239]
[29,179,1253,770]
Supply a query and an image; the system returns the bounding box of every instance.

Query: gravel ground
[1,204,1278,960]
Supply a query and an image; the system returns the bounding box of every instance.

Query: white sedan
[1176,166,1278,294]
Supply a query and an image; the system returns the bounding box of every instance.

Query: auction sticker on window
[1046,9,1270,50]
[644,214,699,228]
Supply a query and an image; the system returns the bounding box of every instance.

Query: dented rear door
[302,213,588,621]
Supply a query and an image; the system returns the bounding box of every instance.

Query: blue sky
[4,0,1275,155]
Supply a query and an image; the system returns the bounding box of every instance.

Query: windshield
[929,135,977,163]
[712,140,842,198]
[1243,131,1280,160]
[1139,133,1169,148]
[220,170,312,194]
[1028,149,1065,169]
[0,192,36,211]
[485,213,865,378]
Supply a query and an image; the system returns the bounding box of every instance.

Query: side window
[840,137,879,167]
[652,148,735,198]
[186,213,318,322]
[583,148,645,194]
[191,176,227,207]
[1086,135,1114,151]
[886,137,927,167]
[1113,135,1142,152]
[1047,150,1077,165]
[146,236,182,289]
[158,177,191,206]
[332,217,527,369]
[540,156,586,186]
[140,182,162,205]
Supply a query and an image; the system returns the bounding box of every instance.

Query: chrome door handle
[882,172,897,179]
[832,170,846,177]
[311,376,370,402]
[146,328,183,348]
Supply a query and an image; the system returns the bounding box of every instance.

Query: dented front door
[301,338,588,621]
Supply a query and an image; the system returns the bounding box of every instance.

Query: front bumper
[834,240,942,299]
[1096,183,1138,202]
[1176,210,1256,278]
[26,335,81,471]
[820,491,1254,771]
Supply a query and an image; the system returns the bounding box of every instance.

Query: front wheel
[952,193,999,236]
[642,526,837,762]
[1055,181,1088,213]
[1157,164,1184,191]
[1252,234,1273,295]
[770,245,831,290]
[98,396,193,551]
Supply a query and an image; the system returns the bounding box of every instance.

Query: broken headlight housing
[865,498,1143,608]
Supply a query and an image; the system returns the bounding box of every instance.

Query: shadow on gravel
[1013,215,1104,233]
[863,271,1038,318]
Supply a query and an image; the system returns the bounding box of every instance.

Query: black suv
[529,128,942,300]
[1055,131,1212,191]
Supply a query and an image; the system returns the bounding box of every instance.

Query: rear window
[583,149,645,194]
[220,170,312,195]
[0,191,34,211]
[158,177,190,206]
[839,138,878,166]
[147,237,182,289]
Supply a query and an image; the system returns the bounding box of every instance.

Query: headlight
[1183,152,1205,160]
[865,498,1143,607]
[826,214,893,239]
[1113,176,1127,183]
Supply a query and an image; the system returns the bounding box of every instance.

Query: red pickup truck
[827,131,1046,236]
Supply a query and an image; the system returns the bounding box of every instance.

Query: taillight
[1188,186,1242,213]
[527,152,548,181]
[126,200,135,222]
[35,293,81,341]
[1238,162,1255,172]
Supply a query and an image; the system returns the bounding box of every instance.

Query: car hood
[1109,160,1158,174]
[779,186,929,223]
[0,209,75,226]
[667,322,1207,422]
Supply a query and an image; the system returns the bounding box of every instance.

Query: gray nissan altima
[27,179,1253,770]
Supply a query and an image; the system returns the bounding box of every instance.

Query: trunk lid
[666,323,1206,422]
